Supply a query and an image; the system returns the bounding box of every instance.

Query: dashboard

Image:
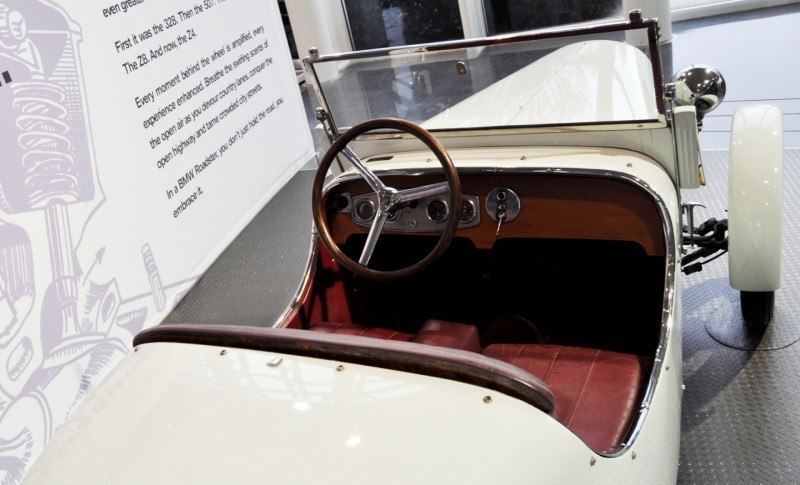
[326,172,667,256]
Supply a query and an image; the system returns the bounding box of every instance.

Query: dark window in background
[278,0,299,59]
[483,0,622,35]
[343,0,464,51]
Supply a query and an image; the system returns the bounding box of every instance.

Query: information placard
[0,1,313,481]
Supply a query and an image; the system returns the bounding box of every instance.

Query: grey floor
[166,5,800,483]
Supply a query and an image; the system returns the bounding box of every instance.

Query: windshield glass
[308,23,663,133]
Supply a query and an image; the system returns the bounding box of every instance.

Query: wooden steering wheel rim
[312,118,462,281]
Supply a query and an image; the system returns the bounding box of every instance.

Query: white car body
[23,14,782,485]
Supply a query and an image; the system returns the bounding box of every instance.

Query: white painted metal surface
[423,41,660,130]
[349,145,679,198]
[728,104,783,291]
[24,338,679,485]
[23,148,682,484]
[673,106,704,188]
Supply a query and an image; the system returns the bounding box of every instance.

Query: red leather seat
[412,319,481,353]
[308,323,413,341]
[482,343,646,453]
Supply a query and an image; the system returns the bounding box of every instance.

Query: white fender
[728,104,783,291]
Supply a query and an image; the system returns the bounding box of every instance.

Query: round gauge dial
[355,200,375,222]
[426,199,449,223]
[459,199,476,224]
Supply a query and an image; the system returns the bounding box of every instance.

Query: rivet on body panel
[133,346,139,352]
[590,456,596,466]
[626,162,633,168]
[336,365,345,372]
[267,356,283,367]
[483,396,492,404]
[631,451,637,460]
[220,349,227,356]
[520,155,527,160]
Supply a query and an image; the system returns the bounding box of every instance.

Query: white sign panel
[0,0,313,481]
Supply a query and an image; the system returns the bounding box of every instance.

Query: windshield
[306,20,664,134]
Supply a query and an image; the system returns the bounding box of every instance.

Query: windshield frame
[303,13,666,138]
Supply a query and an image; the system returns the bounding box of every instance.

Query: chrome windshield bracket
[315,107,337,145]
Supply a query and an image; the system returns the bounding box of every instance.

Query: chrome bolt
[483,396,492,404]
[336,365,345,372]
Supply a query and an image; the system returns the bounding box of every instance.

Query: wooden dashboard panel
[327,173,667,256]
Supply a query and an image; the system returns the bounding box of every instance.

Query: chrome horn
[668,65,727,119]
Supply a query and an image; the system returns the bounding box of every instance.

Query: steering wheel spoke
[398,181,450,203]
[342,147,384,193]
[359,209,389,266]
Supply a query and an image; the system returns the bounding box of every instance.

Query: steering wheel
[312,118,462,281]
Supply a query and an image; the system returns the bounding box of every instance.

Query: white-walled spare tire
[728,104,783,324]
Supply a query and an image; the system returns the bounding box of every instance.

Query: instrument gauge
[459,198,477,224]
[355,200,375,222]
[426,199,449,223]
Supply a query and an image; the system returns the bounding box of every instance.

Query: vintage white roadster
[23,11,782,484]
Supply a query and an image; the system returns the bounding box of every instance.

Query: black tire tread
[741,291,774,326]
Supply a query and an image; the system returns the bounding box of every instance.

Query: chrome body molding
[273,226,319,329]
[318,161,678,457]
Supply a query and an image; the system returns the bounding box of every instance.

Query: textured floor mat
[679,148,800,483]
[164,170,314,327]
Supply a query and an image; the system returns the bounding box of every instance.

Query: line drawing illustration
[0,2,197,483]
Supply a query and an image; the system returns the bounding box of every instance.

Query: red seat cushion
[412,319,481,352]
[482,343,646,453]
[308,323,413,342]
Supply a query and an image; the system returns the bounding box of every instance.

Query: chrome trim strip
[308,17,657,63]
[326,165,676,457]
[273,228,319,329]
[602,172,675,459]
